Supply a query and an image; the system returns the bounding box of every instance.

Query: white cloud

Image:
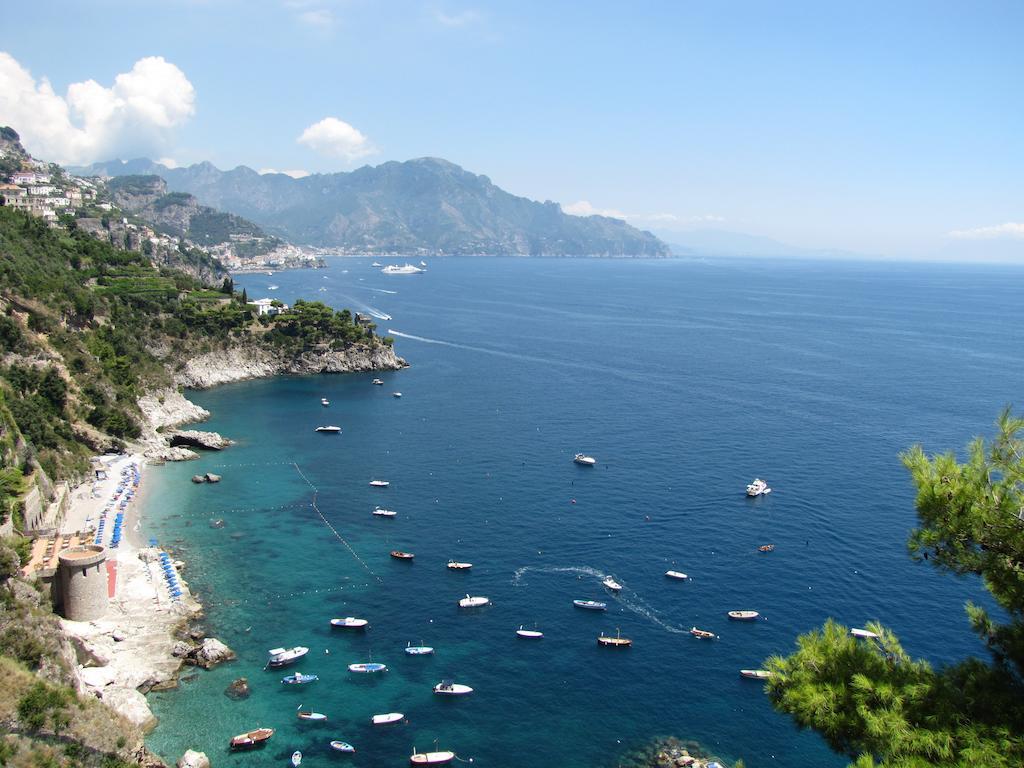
[156,157,179,169]
[434,8,482,27]
[259,167,311,179]
[562,200,627,219]
[948,222,1024,240]
[0,52,195,166]
[298,9,334,29]
[562,201,725,226]
[297,117,375,161]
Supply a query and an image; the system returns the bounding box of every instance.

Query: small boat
[369,479,390,487]
[315,425,342,433]
[728,610,760,621]
[602,576,622,591]
[597,628,632,648]
[393,392,403,398]
[690,627,717,639]
[330,741,356,753]
[348,661,388,673]
[371,712,404,725]
[433,680,473,695]
[851,628,880,639]
[321,398,330,406]
[447,560,472,570]
[391,550,414,560]
[291,751,302,767]
[740,669,773,680]
[373,507,397,517]
[665,570,689,580]
[282,672,319,684]
[574,453,597,466]
[371,262,382,267]
[746,478,771,496]
[573,599,607,611]
[516,625,543,639]
[410,749,455,765]
[372,378,384,385]
[229,727,274,750]
[758,544,775,552]
[405,642,434,656]
[297,710,328,722]
[458,594,489,608]
[419,260,428,267]
[268,284,279,290]
[267,646,309,667]
[330,617,368,629]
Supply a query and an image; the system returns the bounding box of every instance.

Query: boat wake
[366,287,398,295]
[511,564,606,586]
[336,293,392,321]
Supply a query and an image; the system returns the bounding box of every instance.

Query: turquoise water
[143,257,1024,767]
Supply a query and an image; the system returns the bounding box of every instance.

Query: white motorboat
[321,398,330,406]
[602,576,622,591]
[291,751,302,766]
[267,646,309,667]
[268,284,279,290]
[371,712,404,725]
[382,264,425,275]
[419,260,428,267]
[372,378,384,385]
[728,610,760,621]
[746,478,771,496]
[348,661,388,673]
[330,617,368,629]
[330,741,356,753]
[516,625,544,639]
[369,479,390,487]
[297,709,328,722]
[665,570,689,580]
[371,262,382,267]
[393,392,403,398]
[740,669,773,680]
[851,628,880,639]
[372,507,397,517]
[458,594,489,608]
[315,425,342,433]
[447,560,472,570]
[405,642,434,656]
[574,453,597,466]
[410,748,455,765]
[433,680,473,695]
[573,599,607,611]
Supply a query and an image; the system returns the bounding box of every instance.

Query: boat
[758,544,775,552]
[315,425,342,433]
[740,669,773,680]
[297,710,328,722]
[574,453,597,466]
[267,646,309,667]
[330,741,356,753]
[573,599,607,611]
[419,260,428,267]
[229,727,274,750]
[281,672,318,684]
[268,284,279,290]
[458,594,489,608]
[690,627,717,639]
[371,262,382,267]
[390,550,414,560]
[433,680,473,695]
[727,610,760,621]
[369,479,390,487]
[410,749,455,765]
[291,751,302,767]
[447,560,472,570]
[597,628,632,648]
[372,507,397,517]
[371,712,404,725]
[851,628,880,639]
[602,576,623,591]
[665,570,689,580]
[348,661,388,673]
[393,392,403,398]
[382,264,425,275]
[516,625,543,639]
[746,478,772,496]
[330,617,368,629]
[372,378,384,385]
[405,642,434,656]
[321,398,330,406]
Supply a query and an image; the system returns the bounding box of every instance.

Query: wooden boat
[372,507,397,517]
[391,550,414,560]
[665,570,689,580]
[410,749,456,764]
[330,617,368,629]
[369,479,390,487]
[727,610,760,621]
[447,560,472,570]
[740,669,773,680]
[330,741,356,753]
[371,712,404,725]
[758,544,775,552]
[458,594,489,608]
[348,661,388,673]
[516,625,543,639]
[291,751,302,767]
[229,727,274,750]
[281,673,318,685]
[405,642,434,656]
[433,680,473,695]
[690,627,717,639]
[602,576,623,591]
[297,709,328,721]
[573,599,607,611]
[597,628,632,648]
[851,627,880,639]
[267,646,309,668]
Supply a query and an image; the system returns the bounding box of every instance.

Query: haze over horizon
[1,1,1021,262]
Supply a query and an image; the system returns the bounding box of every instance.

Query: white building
[249,298,289,317]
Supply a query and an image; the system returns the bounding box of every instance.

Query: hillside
[77,157,670,256]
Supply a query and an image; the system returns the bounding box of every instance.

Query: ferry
[330,617,368,629]
[728,610,760,621]
[267,646,309,667]
[229,727,274,750]
[459,594,489,608]
[516,625,544,639]
[597,628,632,648]
[315,425,341,433]
[602,576,623,591]
[574,453,597,466]
[433,680,473,695]
[665,570,689,580]
[382,264,425,275]
[746,478,771,496]
[573,599,607,611]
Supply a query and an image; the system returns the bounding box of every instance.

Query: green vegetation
[766,409,1024,767]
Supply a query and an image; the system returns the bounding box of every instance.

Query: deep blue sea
[143,257,1024,768]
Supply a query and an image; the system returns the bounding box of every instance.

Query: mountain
[76,157,670,257]
[653,228,870,261]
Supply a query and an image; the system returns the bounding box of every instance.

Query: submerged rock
[177,750,211,768]
[225,677,251,700]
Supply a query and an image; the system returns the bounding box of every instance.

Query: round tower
[57,545,108,621]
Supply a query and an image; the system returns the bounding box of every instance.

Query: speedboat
[371,712,404,725]
[348,661,388,673]
[330,617,368,629]
[573,599,607,611]
[602,576,622,591]
[371,262,382,267]
[393,392,403,398]
[690,627,717,639]
[369,479,390,487]
[372,378,384,385]
[851,628,880,639]
[267,646,309,667]
[282,673,318,684]
[410,749,455,765]
[229,727,274,750]
[758,544,775,552]
[291,751,302,767]
[746,478,771,496]
[391,550,414,560]
[665,570,689,580]
[321,398,330,406]
[297,710,328,722]
[574,453,597,466]
[740,669,773,680]
[382,264,425,275]
[597,629,632,648]
[330,741,356,753]
[458,594,489,608]
[315,425,341,433]
[728,610,760,621]
[447,560,472,570]
[373,507,397,517]
[433,680,473,695]
[516,625,543,639]
[405,642,435,656]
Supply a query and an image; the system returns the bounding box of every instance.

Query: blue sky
[1,0,1022,259]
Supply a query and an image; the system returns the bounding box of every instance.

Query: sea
[142,256,1024,767]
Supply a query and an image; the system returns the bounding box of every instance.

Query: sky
[0,0,1022,260]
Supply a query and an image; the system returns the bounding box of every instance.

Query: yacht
[458,594,489,608]
[267,646,309,667]
[574,453,597,466]
[382,264,425,275]
[330,617,368,629]
[746,478,771,496]
[315,425,341,433]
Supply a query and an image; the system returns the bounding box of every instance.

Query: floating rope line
[204,501,311,516]
[203,460,302,469]
[221,583,375,606]
[292,462,319,493]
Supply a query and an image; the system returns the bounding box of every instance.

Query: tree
[766,409,1024,767]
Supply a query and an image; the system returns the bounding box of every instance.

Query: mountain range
[75,157,669,257]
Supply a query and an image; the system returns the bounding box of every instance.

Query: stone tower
[57,545,108,621]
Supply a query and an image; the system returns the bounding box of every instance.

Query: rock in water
[225,677,251,700]
[177,750,211,768]
[190,637,236,669]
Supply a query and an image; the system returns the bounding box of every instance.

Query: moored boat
[291,751,302,767]
[740,669,773,680]
[348,661,388,673]
[665,570,689,580]
[267,646,309,667]
[369,479,390,487]
[330,741,356,753]
[597,628,632,648]
[690,627,717,639]
[727,610,760,621]
[573,599,607,611]
[391,550,414,560]
[410,749,455,764]
[746,478,771,496]
[851,627,880,639]
[372,378,384,385]
[393,391,403,398]
[282,672,318,685]
[574,453,597,466]
[516,625,543,639]
[433,680,473,695]
[372,507,397,517]
[405,642,434,656]
[315,425,342,433]
[330,617,368,629]
[321,398,330,406]
[458,594,489,608]
[758,544,775,552]
[447,560,472,570]
[602,576,622,591]
[297,709,328,721]
[229,727,274,750]
[371,712,404,725]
